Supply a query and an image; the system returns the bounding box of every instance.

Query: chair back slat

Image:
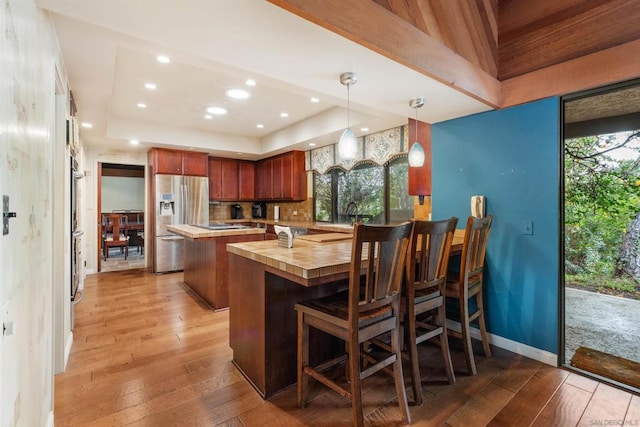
[350,222,413,321]
[459,215,493,289]
[412,218,458,293]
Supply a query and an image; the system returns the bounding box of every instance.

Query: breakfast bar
[226,230,464,398]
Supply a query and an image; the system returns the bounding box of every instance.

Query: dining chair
[445,215,493,375]
[404,217,458,404]
[295,221,414,427]
[102,213,129,260]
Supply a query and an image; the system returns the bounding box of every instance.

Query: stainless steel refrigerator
[153,175,209,273]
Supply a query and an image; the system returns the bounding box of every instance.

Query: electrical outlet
[522,220,533,235]
[292,210,298,216]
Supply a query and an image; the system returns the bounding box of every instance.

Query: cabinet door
[155,149,183,174]
[256,159,273,200]
[208,158,222,200]
[182,152,208,176]
[238,161,255,200]
[272,156,284,199]
[221,159,239,200]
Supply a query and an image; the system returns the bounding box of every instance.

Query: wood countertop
[219,218,354,234]
[227,230,465,285]
[167,224,266,239]
[227,238,354,283]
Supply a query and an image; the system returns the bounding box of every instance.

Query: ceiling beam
[267,0,501,109]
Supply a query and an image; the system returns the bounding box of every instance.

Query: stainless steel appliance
[71,156,84,329]
[153,175,209,273]
[252,201,266,219]
[231,204,243,219]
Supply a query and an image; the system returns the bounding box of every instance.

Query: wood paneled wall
[374,0,498,78]
[499,0,640,80]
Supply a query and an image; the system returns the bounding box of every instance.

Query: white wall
[0,1,66,426]
[101,176,145,212]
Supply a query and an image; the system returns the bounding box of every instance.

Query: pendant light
[338,72,358,160]
[408,97,426,167]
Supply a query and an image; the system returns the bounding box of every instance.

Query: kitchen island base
[228,253,347,398]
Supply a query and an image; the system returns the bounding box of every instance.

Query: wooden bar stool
[295,221,414,427]
[404,217,458,404]
[446,215,493,375]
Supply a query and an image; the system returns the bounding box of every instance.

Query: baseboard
[446,319,558,366]
[46,410,54,427]
[64,331,73,370]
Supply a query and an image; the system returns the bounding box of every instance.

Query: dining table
[226,229,464,398]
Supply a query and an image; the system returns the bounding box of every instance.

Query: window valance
[305,125,408,174]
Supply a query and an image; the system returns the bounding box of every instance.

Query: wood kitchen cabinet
[209,157,255,201]
[238,161,255,200]
[149,148,208,176]
[255,158,272,200]
[255,151,306,201]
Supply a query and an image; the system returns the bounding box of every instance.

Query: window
[313,157,413,224]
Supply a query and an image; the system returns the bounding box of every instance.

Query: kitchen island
[226,235,355,398]
[226,229,465,399]
[167,224,266,310]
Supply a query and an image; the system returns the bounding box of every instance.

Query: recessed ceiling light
[80,122,93,128]
[245,79,256,86]
[225,88,250,100]
[156,55,170,64]
[309,143,316,147]
[256,124,264,128]
[204,114,213,120]
[280,112,289,118]
[206,106,227,115]
[145,83,157,90]
[137,103,147,108]
[360,127,369,132]
[130,139,140,145]
[236,152,243,155]
[310,97,319,103]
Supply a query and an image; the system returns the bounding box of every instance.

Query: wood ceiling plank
[267,0,501,107]
[499,0,640,79]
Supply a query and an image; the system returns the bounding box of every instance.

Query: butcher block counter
[167,224,266,310]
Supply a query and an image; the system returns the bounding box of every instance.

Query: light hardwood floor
[55,270,640,426]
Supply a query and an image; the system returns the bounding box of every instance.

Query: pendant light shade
[408,97,426,167]
[408,141,425,167]
[338,72,358,160]
[339,128,358,159]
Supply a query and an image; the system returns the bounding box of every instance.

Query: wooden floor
[55,270,640,426]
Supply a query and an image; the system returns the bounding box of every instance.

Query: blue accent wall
[432,97,560,353]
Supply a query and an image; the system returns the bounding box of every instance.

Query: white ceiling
[37,0,493,160]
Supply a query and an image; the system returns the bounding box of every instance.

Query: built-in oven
[71,157,84,328]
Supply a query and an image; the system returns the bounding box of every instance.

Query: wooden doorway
[97,162,146,272]
[562,79,640,392]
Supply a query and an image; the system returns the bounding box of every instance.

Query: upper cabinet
[149,148,208,176]
[257,151,306,201]
[209,157,255,201]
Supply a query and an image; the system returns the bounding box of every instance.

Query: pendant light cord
[347,84,351,129]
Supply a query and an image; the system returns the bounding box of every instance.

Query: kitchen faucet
[345,201,359,224]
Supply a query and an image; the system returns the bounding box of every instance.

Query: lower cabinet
[183,233,265,310]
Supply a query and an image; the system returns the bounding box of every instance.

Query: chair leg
[459,298,477,375]
[348,338,364,427]
[297,311,309,408]
[391,322,411,424]
[124,245,129,260]
[476,293,492,358]
[405,311,423,405]
[437,303,456,384]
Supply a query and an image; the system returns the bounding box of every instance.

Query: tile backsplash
[209,199,314,222]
